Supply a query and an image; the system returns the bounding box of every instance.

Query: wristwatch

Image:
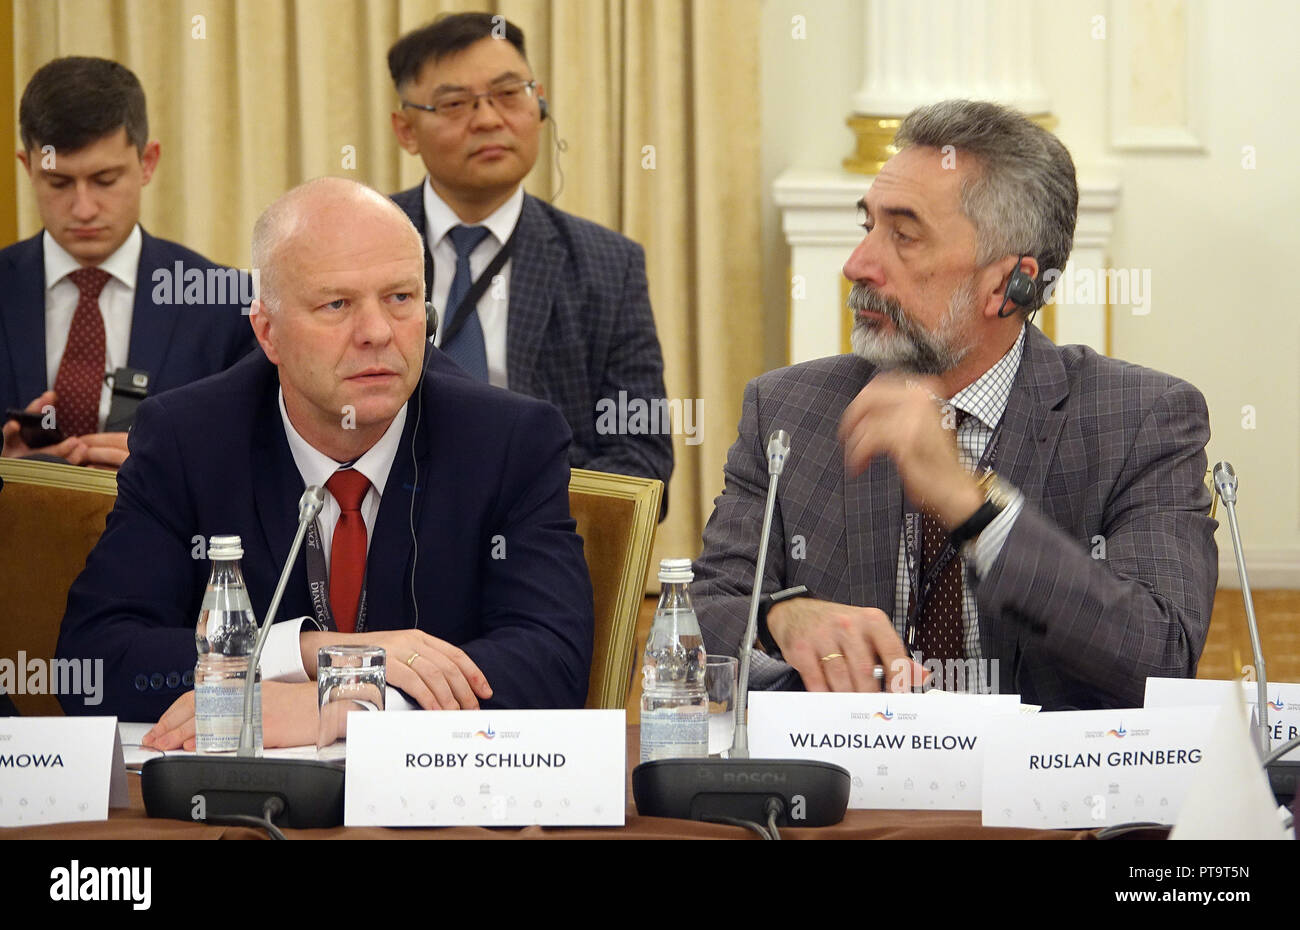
[949,470,1016,550]
[755,584,809,656]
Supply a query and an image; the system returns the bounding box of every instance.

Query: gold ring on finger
[406,652,421,667]
[819,653,845,663]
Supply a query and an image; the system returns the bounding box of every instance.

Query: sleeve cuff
[384,687,416,711]
[260,616,314,683]
[970,489,1025,578]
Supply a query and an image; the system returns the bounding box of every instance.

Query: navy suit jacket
[392,186,673,513]
[56,350,595,720]
[0,229,256,416]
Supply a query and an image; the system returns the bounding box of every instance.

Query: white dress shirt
[258,394,416,710]
[423,178,523,389]
[43,225,141,430]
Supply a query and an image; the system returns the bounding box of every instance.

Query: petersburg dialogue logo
[474,724,497,740]
[1106,723,1127,738]
[872,707,894,721]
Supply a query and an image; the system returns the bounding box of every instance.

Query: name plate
[344,710,625,827]
[981,707,1212,829]
[1146,677,1300,761]
[0,717,126,827]
[749,692,1021,810]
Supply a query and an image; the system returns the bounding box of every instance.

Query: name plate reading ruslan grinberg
[344,710,626,827]
[981,706,1212,829]
[748,692,1021,810]
[0,717,127,827]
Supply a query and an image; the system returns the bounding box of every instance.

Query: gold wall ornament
[843,116,903,176]
[843,111,1060,177]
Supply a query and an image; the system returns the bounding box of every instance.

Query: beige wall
[760,0,1300,585]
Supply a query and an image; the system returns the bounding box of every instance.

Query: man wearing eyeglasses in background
[387,13,673,513]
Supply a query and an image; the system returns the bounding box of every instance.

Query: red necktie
[326,469,372,633]
[53,267,112,438]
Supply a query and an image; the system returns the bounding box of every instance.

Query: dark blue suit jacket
[56,350,595,720]
[392,186,673,513]
[0,229,256,416]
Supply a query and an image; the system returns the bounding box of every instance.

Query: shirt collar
[422,178,524,250]
[949,325,1027,431]
[277,388,409,497]
[43,224,142,292]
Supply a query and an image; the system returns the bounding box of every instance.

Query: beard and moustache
[848,277,979,375]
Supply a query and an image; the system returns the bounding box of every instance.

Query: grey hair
[250,176,424,312]
[894,100,1078,313]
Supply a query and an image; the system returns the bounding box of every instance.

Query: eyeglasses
[402,79,537,120]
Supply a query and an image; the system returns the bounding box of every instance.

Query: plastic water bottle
[639,558,708,762]
[194,535,261,755]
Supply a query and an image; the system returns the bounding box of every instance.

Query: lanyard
[303,517,369,633]
[437,228,519,346]
[902,419,1002,652]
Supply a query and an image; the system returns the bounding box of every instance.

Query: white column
[853,0,1049,117]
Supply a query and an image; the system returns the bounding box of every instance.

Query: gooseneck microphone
[141,487,346,829]
[632,431,850,834]
[239,486,324,755]
[1213,461,1300,802]
[1212,462,1270,756]
[733,430,790,759]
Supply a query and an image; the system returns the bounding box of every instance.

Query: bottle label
[639,708,708,763]
[195,680,261,754]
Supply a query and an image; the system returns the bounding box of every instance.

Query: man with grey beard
[691,100,1216,711]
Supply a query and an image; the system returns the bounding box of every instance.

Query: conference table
[2,726,1099,840]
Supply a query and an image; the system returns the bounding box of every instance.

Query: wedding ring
[873,665,885,680]
[819,653,845,663]
[406,652,421,667]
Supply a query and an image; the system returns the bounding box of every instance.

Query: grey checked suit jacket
[693,326,1217,710]
[392,186,673,513]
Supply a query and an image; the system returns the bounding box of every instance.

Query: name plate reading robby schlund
[344,710,626,827]
[981,706,1213,829]
[748,692,1020,810]
[0,717,127,827]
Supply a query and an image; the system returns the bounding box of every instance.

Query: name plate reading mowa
[344,710,625,827]
[0,717,127,827]
[749,692,1021,810]
[1146,677,1300,761]
[981,706,1212,829]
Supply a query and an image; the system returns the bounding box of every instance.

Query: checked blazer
[391,186,673,511]
[692,325,1218,710]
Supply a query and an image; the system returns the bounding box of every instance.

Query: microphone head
[299,485,325,522]
[766,430,791,477]
[1212,461,1237,505]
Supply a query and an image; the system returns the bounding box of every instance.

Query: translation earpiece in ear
[996,254,1036,318]
[538,95,549,121]
[425,301,437,342]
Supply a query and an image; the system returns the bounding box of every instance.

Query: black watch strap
[949,500,1001,549]
[756,584,809,655]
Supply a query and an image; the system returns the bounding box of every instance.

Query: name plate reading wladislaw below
[0,717,127,827]
[344,710,626,827]
[981,706,1213,829]
[748,692,1021,810]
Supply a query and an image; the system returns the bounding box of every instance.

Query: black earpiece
[538,95,548,122]
[996,254,1036,318]
[425,300,437,342]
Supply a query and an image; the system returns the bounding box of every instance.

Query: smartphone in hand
[3,408,67,448]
